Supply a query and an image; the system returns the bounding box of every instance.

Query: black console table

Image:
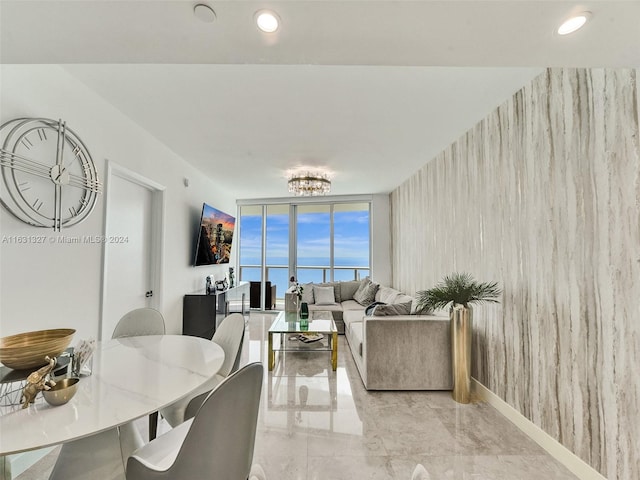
[183,281,249,339]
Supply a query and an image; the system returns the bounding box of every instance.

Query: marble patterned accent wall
[390,69,639,479]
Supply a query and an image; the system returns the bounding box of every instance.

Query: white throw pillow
[378,286,400,304]
[301,283,315,304]
[314,285,336,305]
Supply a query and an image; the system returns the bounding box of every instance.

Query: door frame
[99,159,166,340]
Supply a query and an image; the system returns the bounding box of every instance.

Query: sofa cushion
[343,309,364,329]
[353,278,379,306]
[301,283,315,304]
[372,301,412,316]
[339,281,361,301]
[376,286,401,304]
[314,285,337,305]
[308,303,343,313]
[341,299,364,311]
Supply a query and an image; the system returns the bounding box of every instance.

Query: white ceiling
[2,1,639,199]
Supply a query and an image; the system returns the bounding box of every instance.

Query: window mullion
[330,204,335,282]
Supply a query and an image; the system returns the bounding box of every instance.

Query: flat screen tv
[194,203,235,266]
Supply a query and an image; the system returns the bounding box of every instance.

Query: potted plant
[416,272,501,404]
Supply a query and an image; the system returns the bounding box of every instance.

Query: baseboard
[471,378,607,480]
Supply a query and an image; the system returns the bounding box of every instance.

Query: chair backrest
[128,362,264,480]
[411,464,431,480]
[212,313,245,377]
[112,308,166,339]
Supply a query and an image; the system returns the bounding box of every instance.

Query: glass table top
[269,311,337,334]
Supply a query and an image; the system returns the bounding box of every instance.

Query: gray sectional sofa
[301,280,453,391]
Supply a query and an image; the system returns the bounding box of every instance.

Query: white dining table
[0,335,225,456]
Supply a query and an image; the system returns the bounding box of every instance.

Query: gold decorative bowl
[0,329,75,370]
[43,377,79,406]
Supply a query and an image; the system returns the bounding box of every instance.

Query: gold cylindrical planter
[450,304,472,404]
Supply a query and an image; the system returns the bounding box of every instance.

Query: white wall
[0,65,234,339]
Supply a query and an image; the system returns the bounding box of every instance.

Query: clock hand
[1,149,102,194]
[1,148,102,193]
[0,148,51,181]
[55,120,65,166]
[67,174,103,193]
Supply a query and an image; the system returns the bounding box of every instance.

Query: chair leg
[149,411,158,441]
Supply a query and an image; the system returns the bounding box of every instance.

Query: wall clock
[0,117,102,231]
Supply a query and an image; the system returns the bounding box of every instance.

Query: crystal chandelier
[287,172,331,196]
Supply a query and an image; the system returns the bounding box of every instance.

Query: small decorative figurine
[21,356,57,408]
[206,275,214,294]
[228,267,235,288]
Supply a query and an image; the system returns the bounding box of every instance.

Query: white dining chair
[411,464,431,480]
[49,308,167,480]
[126,362,263,480]
[160,312,245,427]
[112,307,167,446]
[249,464,267,480]
[112,308,166,338]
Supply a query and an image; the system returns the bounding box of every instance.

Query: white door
[101,163,164,340]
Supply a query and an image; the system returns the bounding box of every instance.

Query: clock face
[0,118,101,230]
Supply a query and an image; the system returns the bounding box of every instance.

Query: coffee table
[268,310,338,371]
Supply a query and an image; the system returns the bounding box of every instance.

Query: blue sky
[239,209,370,267]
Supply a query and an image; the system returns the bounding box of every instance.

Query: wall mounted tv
[194,203,235,266]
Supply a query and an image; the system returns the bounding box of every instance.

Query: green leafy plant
[416,272,502,313]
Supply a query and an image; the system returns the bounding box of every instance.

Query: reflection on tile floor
[17,312,578,480]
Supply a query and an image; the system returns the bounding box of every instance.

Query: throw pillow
[377,286,400,304]
[339,280,361,301]
[318,282,342,303]
[395,294,417,313]
[301,283,315,304]
[353,278,379,306]
[314,285,337,305]
[372,301,412,316]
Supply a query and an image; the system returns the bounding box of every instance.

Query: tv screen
[194,203,235,266]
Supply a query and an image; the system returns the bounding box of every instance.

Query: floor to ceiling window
[238,205,262,284]
[238,200,371,308]
[296,204,331,284]
[265,204,289,298]
[333,202,370,281]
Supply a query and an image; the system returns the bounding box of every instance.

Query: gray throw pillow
[318,282,342,303]
[314,285,336,305]
[353,278,379,306]
[372,301,412,316]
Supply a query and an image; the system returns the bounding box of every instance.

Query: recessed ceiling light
[256,10,280,33]
[193,4,216,23]
[557,12,591,35]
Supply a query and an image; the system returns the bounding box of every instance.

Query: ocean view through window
[238,201,370,306]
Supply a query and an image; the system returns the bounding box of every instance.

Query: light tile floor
[17,312,578,480]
